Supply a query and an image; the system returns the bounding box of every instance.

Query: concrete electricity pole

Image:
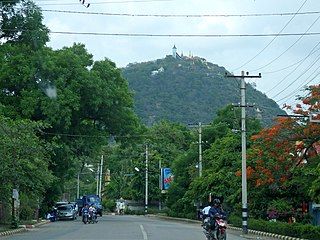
[198,122,203,177]
[99,155,104,198]
[188,122,210,177]
[145,144,149,215]
[225,71,261,234]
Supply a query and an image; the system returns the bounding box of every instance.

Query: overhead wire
[261,42,320,74]
[251,14,320,72]
[11,0,173,6]
[30,0,173,6]
[4,28,320,38]
[264,41,320,94]
[272,53,320,102]
[42,31,320,37]
[231,0,308,72]
[39,9,320,18]
[276,69,320,105]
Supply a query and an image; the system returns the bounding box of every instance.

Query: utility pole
[198,122,203,177]
[96,163,100,196]
[99,155,104,198]
[225,71,261,234]
[188,122,210,177]
[145,144,149,215]
[77,174,80,199]
[188,122,210,220]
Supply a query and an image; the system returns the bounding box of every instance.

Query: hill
[121,55,286,127]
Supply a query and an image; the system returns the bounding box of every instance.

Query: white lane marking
[140,224,148,240]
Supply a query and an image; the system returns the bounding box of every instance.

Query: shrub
[227,213,320,239]
[102,199,116,212]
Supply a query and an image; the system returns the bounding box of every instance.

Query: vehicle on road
[56,204,77,220]
[78,195,103,217]
[203,214,227,240]
[82,208,89,224]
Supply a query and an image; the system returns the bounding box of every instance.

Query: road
[1,215,279,240]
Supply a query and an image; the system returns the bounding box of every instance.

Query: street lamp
[133,144,149,215]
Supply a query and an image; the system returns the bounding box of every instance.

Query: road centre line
[139,224,148,240]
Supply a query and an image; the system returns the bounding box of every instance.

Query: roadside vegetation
[0,1,319,239]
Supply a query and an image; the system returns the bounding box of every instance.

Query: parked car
[56,204,77,220]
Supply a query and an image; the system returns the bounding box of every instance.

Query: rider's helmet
[213,198,220,205]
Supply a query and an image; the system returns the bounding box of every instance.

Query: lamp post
[134,144,151,215]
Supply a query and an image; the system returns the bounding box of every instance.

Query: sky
[33,0,320,112]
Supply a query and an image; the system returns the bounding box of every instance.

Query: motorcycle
[203,214,227,240]
[89,211,98,224]
[82,209,89,224]
[119,208,124,216]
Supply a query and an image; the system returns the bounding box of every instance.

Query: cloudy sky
[33,0,320,111]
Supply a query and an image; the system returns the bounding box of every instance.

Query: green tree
[167,104,262,218]
[0,116,55,222]
[0,0,49,48]
[0,0,142,211]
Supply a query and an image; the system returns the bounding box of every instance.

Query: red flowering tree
[245,84,320,219]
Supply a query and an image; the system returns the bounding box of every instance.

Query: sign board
[160,168,173,190]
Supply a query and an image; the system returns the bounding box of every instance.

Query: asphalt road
[0,215,282,240]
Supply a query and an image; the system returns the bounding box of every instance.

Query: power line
[44,31,320,37]
[262,42,320,74]
[33,0,172,6]
[42,131,150,138]
[231,0,308,72]
[274,63,320,104]
[264,41,320,94]
[251,14,320,72]
[272,51,320,99]
[4,27,320,37]
[40,9,320,18]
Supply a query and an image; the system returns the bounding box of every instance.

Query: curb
[228,226,307,240]
[0,220,50,238]
[0,228,26,237]
[148,215,307,240]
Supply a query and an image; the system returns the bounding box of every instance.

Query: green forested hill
[121,55,286,127]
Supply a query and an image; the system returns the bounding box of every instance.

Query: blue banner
[161,168,173,190]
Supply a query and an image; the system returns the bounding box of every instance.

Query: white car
[56,204,77,220]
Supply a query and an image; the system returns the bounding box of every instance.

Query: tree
[0,0,142,209]
[247,84,320,219]
[0,1,49,46]
[0,116,55,222]
[167,104,262,218]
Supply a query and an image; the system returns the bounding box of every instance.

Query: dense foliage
[246,85,320,220]
[0,0,140,223]
[121,56,285,127]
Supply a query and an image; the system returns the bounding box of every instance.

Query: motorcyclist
[209,198,226,235]
[81,204,89,222]
[201,202,212,226]
[209,198,225,218]
[116,198,125,215]
[89,203,96,223]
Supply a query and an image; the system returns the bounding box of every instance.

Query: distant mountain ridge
[121,55,285,127]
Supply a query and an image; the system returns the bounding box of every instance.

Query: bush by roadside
[228,214,320,240]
